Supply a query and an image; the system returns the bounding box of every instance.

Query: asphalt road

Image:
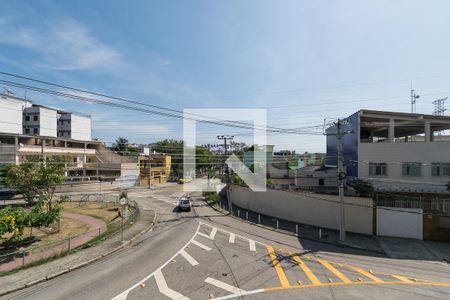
[4,181,450,300]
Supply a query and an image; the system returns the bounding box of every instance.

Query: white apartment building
[23,105,58,137]
[0,93,32,134]
[326,109,450,192]
[57,112,92,141]
[0,93,138,185]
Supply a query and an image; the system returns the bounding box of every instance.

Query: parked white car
[178,196,192,212]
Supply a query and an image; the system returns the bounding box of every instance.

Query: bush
[203,192,220,205]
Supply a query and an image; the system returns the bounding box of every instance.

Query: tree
[351,179,374,197]
[111,137,129,153]
[153,139,184,178]
[5,156,66,209]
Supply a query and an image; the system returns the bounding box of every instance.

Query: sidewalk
[210,199,450,263]
[0,212,107,272]
[0,202,156,296]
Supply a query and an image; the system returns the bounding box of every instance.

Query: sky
[1,0,450,152]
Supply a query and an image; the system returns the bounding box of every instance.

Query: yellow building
[139,154,172,186]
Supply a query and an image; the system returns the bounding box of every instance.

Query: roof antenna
[410,82,419,113]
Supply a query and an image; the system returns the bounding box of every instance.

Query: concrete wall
[71,114,91,141]
[229,185,373,234]
[58,113,92,141]
[38,107,57,137]
[120,163,140,187]
[377,207,423,240]
[359,142,450,192]
[0,95,31,134]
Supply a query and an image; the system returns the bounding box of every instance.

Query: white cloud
[0,19,120,71]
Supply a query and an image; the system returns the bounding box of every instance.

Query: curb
[0,206,158,297]
[205,200,385,255]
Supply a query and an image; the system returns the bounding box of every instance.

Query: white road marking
[213,289,265,300]
[249,240,256,252]
[155,270,190,300]
[205,277,246,296]
[110,224,201,300]
[198,232,211,239]
[229,233,235,244]
[180,249,199,266]
[199,221,266,247]
[191,240,212,251]
[210,228,217,240]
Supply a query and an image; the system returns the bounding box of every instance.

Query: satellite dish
[119,198,127,206]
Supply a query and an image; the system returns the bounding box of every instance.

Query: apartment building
[0,93,138,185]
[0,93,32,134]
[57,112,92,141]
[23,105,58,137]
[326,109,450,192]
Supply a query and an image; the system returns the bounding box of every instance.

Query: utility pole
[324,119,352,241]
[217,135,234,212]
[217,135,234,182]
[147,143,152,189]
[336,120,346,242]
[411,87,420,113]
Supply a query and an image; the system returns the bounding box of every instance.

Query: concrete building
[138,154,172,186]
[0,93,32,134]
[0,93,138,186]
[57,112,92,141]
[326,109,450,192]
[23,105,58,137]
[0,133,138,183]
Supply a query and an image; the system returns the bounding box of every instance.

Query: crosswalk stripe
[317,259,352,283]
[229,233,235,243]
[210,228,217,240]
[154,270,190,300]
[249,240,256,252]
[180,249,199,266]
[290,253,321,285]
[266,245,290,288]
[191,240,212,251]
[205,277,246,296]
[350,266,384,283]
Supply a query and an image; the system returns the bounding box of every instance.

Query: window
[25,115,30,121]
[402,162,422,176]
[369,162,387,176]
[33,128,38,134]
[25,128,30,134]
[33,115,38,121]
[68,120,71,124]
[432,163,450,176]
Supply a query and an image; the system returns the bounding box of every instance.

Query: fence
[0,197,139,273]
[217,199,332,242]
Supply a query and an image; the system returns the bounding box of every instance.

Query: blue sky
[1,0,450,152]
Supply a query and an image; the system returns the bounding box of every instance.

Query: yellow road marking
[290,252,321,285]
[317,259,352,283]
[350,266,384,283]
[391,275,414,283]
[266,245,290,288]
[264,279,450,292]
